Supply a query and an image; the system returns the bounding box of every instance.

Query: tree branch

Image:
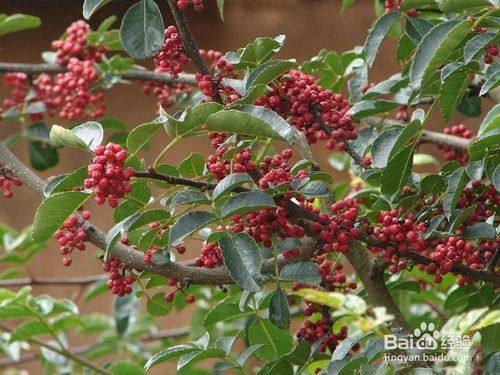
[0,62,197,85]
[0,141,317,286]
[362,116,473,152]
[0,325,190,368]
[0,275,106,287]
[163,0,223,103]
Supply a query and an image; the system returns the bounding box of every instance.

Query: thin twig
[0,323,112,375]
[164,0,223,103]
[0,62,197,85]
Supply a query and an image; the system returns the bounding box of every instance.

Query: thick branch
[362,116,472,152]
[0,142,316,286]
[0,62,197,85]
[345,242,410,331]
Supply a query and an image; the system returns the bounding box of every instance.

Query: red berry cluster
[369,210,428,273]
[84,143,134,207]
[2,20,106,120]
[484,44,498,64]
[439,124,474,164]
[384,0,418,16]
[45,59,106,120]
[103,257,135,296]
[230,206,306,248]
[142,81,190,110]
[255,70,356,150]
[395,105,410,122]
[317,259,357,292]
[177,0,203,11]
[51,20,106,66]
[2,73,43,121]
[164,278,196,303]
[297,313,350,353]
[143,246,160,264]
[208,132,228,148]
[196,58,235,101]
[0,165,22,198]
[54,210,91,266]
[259,149,308,189]
[154,26,190,77]
[194,242,223,268]
[207,146,256,180]
[457,182,497,224]
[313,199,359,255]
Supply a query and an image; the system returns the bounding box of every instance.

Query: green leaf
[147,292,173,316]
[295,180,330,198]
[170,190,210,209]
[33,191,92,243]
[109,361,144,375]
[332,333,370,361]
[119,0,164,59]
[464,32,498,64]
[269,286,290,329]
[206,105,298,144]
[204,302,252,327]
[226,35,286,69]
[126,121,163,154]
[439,0,491,12]
[248,318,293,360]
[83,0,112,19]
[115,294,135,336]
[212,173,253,201]
[237,345,265,366]
[381,144,414,199]
[177,348,226,371]
[364,12,402,68]
[218,233,263,292]
[43,167,87,197]
[217,0,225,21]
[469,129,500,161]
[10,320,49,342]
[106,209,171,254]
[279,262,322,285]
[145,345,197,371]
[348,100,400,121]
[371,129,402,168]
[342,0,357,10]
[439,68,470,122]
[492,163,500,192]
[244,59,296,93]
[458,93,481,119]
[169,211,217,247]
[396,34,416,62]
[0,14,41,36]
[405,16,433,45]
[480,71,500,96]
[220,190,276,218]
[410,20,472,93]
[163,102,223,138]
[179,153,205,178]
[28,141,59,171]
[463,222,496,240]
[50,122,103,152]
[443,167,469,218]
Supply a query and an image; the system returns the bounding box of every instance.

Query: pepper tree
[0,0,499,374]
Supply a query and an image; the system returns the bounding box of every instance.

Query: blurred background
[0,0,491,373]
